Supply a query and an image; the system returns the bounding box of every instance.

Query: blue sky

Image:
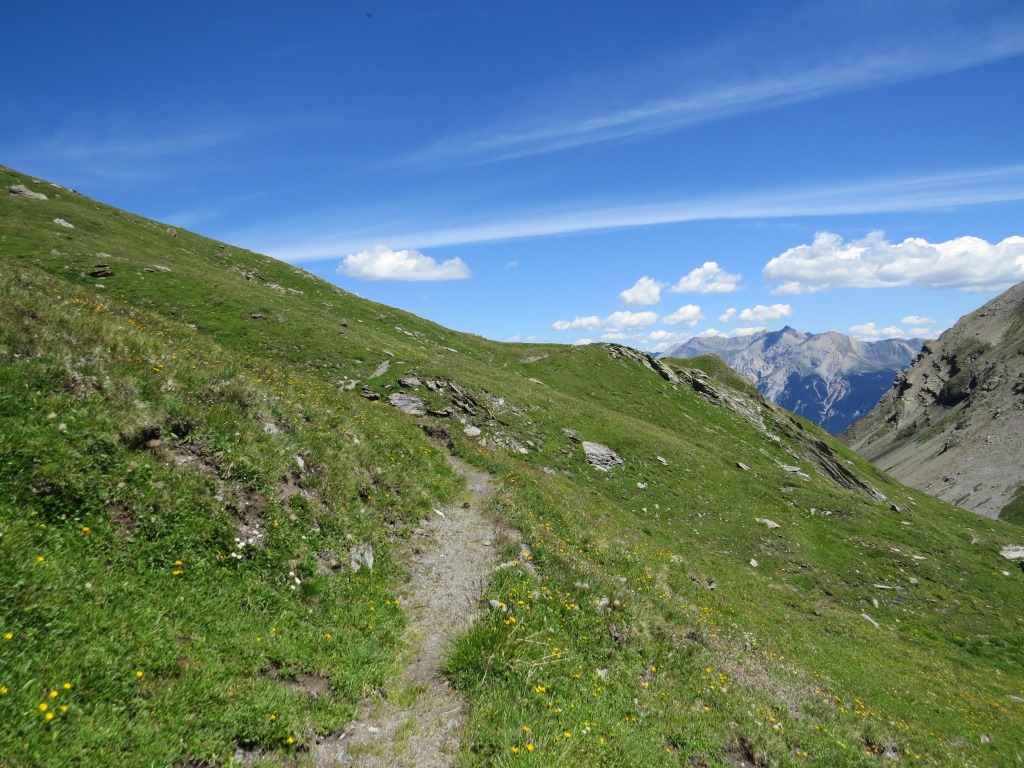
[5,0,1024,350]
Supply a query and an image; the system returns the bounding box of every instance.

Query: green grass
[3,165,1024,766]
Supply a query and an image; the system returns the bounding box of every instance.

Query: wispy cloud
[414,26,1024,165]
[276,164,1024,262]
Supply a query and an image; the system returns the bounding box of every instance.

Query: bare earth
[312,457,497,767]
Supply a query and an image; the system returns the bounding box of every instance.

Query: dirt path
[313,457,497,767]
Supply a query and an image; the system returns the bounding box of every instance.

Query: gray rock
[582,440,623,471]
[464,425,482,437]
[399,376,422,389]
[9,184,47,199]
[737,461,750,471]
[749,559,758,567]
[656,456,668,465]
[387,393,426,416]
[361,387,381,401]
[1000,545,1024,561]
[755,518,781,529]
[53,218,74,228]
[349,543,375,572]
[561,428,581,443]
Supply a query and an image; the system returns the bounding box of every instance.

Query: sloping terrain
[3,165,1024,768]
[663,328,922,433]
[842,280,1024,521]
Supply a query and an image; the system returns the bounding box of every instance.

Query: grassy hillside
[2,166,1023,767]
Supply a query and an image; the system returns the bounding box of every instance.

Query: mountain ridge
[661,327,923,433]
[842,279,1024,520]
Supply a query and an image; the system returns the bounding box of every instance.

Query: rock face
[662,327,922,434]
[842,280,1024,520]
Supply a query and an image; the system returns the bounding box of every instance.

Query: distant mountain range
[842,280,1024,520]
[661,327,923,433]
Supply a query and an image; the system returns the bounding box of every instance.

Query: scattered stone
[369,360,391,378]
[399,375,422,389]
[561,428,581,443]
[582,441,624,471]
[528,377,545,385]
[387,393,426,416]
[488,599,509,613]
[874,583,895,590]
[749,559,758,568]
[9,184,47,199]
[464,425,481,437]
[87,265,114,278]
[262,423,280,434]
[737,461,750,471]
[596,596,610,611]
[53,218,74,228]
[1000,545,1024,561]
[349,543,375,571]
[860,613,881,629]
[596,668,609,681]
[360,387,381,401]
[144,264,172,273]
[779,463,810,479]
[637,481,648,489]
[656,456,668,465]
[250,312,264,320]
[909,577,919,584]
[755,518,780,529]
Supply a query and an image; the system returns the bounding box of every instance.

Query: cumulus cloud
[553,311,657,333]
[849,322,906,340]
[572,338,594,346]
[738,303,792,322]
[718,307,737,323]
[764,231,1024,294]
[671,261,742,294]
[691,326,767,339]
[619,276,666,306]
[901,314,934,325]
[552,315,602,331]
[663,304,705,327]
[338,244,470,281]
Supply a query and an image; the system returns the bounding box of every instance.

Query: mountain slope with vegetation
[663,328,922,434]
[842,280,1024,521]
[3,165,1024,768]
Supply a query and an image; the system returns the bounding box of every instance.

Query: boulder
[755,518,780,529]
[399,376,422,389]
[9,184,47,200]
[349,543,375,571]
[1000,545,1024,561]
[387,393,426,416]
[582,441,623,471]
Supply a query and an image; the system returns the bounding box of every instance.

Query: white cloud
[738,303,792,322]
[553,315,602,331]
[691,326,767,338]
[506,260,519,269]
[413,24,1024,165]
[271,165,1024,263]
[663,304,705,327]
[718,307,737,323]
[671,261,742,294]
[901,314,934,325]
[605,310,659,330]
[848,322,906,341]
[572,338,594,346]
[764,231,1024,294]
[553,311,657,333]
[338,244,470,281]
[619,276,666,306]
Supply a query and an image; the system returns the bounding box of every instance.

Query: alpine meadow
[2,165,1023,767]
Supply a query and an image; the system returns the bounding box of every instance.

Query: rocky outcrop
[842,280,1024,519]
[582,441,624,471]
[662,328,922,433]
